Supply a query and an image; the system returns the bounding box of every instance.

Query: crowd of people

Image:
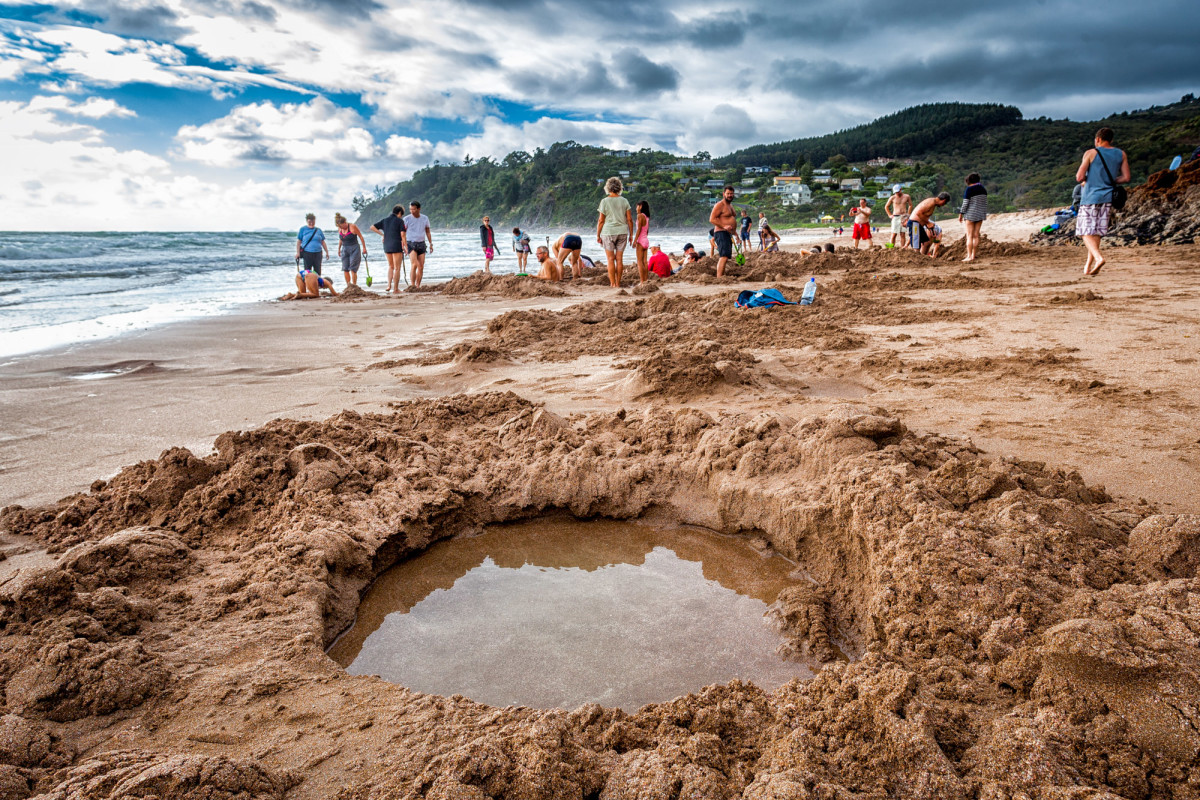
[291,129,1131,296]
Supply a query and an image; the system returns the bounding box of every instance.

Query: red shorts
[852,223,871,240]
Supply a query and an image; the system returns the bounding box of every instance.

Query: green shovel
[363,253,372,287]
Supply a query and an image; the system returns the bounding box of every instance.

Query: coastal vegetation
[354,96,1200,230]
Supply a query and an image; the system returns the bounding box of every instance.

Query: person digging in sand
[553,232,584,278]
[908,193,950,256]
[534,246,562,281]
[291,269,338,298]
[1075,126,1129,277]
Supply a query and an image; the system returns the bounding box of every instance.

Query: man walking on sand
[908,193,950,256]
[709,186,738,277]
[851,199,873,249]
[1075,126,1130,276]
[884,184,912,247]
[403,201,433,288]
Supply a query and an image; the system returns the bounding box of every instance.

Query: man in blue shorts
[740,211,751,249]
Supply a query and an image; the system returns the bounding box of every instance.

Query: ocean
[0,227,820,361]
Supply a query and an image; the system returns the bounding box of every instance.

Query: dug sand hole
[328,517,819,711]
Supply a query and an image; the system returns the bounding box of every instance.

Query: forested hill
[717,103,1022,169]
[354,97,1200,230]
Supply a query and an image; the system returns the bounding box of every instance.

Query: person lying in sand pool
[292,269,338,298]
[553,232,584,278]
[534,246,562,281]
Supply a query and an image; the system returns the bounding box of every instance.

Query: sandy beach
[2,208,1200,799]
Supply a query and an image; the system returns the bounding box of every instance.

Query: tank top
[339,226,359,247]
[1082,147,1121,206]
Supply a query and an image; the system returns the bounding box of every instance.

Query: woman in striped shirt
[958,173,988,262]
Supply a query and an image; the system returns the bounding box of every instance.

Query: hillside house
[876,190,892,199]
[606,150,632,158]
[656,158,714,171]
[870,176,889,184]
[840,178,864,190]
[705,179,726,189]
[767,182,812,205]
[744,166,771,174]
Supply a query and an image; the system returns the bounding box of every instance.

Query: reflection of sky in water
[344,545,809,711]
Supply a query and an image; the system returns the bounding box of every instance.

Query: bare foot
[1088,259,1105,276]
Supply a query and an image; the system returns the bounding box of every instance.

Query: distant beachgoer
[761,224,781,252]
[709,185,738,276]
[596,176,633,287]
[293,269,338,298]
[534,246,562,281]
[1071,183,1083,215]
[553,232,584,278]
[757,212,767,250]
[929,223,944,258]
[296,213,329,275]
[633,200,651,284]
[334,213,366,286]
[837,226,844,237]
[403,201,433,288]
[512,227,531,273]
[958,174,988,262]
[851,199,873,249]
[677,242,704,266]
[708,227,716,256]
[908,193,951,255]
[480,216,497,273]
[370,204,407,293]
[1075,127,1130,276]
[648,244,672,278]
[740,211,751,248]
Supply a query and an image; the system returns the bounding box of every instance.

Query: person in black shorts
[370,204,407,293]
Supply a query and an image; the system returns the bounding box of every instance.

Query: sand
[2,210,1200,799]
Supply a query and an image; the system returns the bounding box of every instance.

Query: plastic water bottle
[800,277,816,305]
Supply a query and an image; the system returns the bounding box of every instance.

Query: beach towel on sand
[736,288,797,308]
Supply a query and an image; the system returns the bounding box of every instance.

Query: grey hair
[536,246,549,255]
[604,176,623,194]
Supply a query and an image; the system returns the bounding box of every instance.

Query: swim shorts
[852,223,871,240]
[341,246,360,272]
[301,251,322,274]
[1076,203,1111,237]
[601,233,628,253]
[908,221,930,249]
[740,229,750,241]
[484,246,495,260]
[562,234,582,251]
[407,241,427,255]
[890,215,907,234]
[713,230,733,259]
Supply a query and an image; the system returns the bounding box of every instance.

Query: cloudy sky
[1,0,1197,230]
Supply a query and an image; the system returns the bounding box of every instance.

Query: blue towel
[736,288,797,308]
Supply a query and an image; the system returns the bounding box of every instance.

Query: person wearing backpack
[295,212,329,275]
[1075,127,1129,276]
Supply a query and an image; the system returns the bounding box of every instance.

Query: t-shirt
[597,195,631,236]
[403,213,430,243]
[373,215,406,252]
[740,216,751,233]
[297,226,325,252]
[648,251,672,278]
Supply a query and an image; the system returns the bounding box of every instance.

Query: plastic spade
[363,253,372,287]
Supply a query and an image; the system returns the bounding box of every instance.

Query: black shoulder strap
[301,228,318,250]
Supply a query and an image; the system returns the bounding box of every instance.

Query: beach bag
[1094,149,1127,210]
[736,288,796,308]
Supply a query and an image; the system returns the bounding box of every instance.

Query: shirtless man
[907,193,950,256]
[708,185,737,277]
[883,184,912,247]
[851,199,873,249]
[534,246,562,281]
[552,232,584,278]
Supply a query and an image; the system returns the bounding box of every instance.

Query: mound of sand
[3,393,1197,798]
[618,341,758,398]
[329,284,384,303]
[439,272,570,298]
[1033,158,1200,247]
[939,234,1038,260]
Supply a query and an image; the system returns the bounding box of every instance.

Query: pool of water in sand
[328,518,812,711]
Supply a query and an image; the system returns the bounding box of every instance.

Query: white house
[656,158,714,171]
[767,182,812,205]
[705,179,726,189]
[870,175,889,184]
[744,166,771,174]
[840,178,864,190]
[875,190,892,199]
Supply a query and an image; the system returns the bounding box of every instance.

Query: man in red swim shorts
[851,198,873,249]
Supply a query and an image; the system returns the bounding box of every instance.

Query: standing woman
[1075,127,1129,276]
[596,176,633,287]
[295,213,329,275]
[957,173,988,262]
[480,215,497,273]
[512,227,532,274]
[370,204,407,294]
[632,200,651,284]
[335,213,367,286]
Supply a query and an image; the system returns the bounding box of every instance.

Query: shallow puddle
[329,518,813,711]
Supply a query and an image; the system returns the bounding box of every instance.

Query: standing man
[739,211,752,251]
[884,184,912,248]
[757,211,768,250]
[370,204,407,294]
[479,216,497,273]
[907,193,951,255]
[1075,127,1129,276]
[709,185,738,277]
[403,201,433,288]
[851,199,873,249]
[296,213,329,275]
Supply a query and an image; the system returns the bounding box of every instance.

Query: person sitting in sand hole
[553,232,584,278]
[648,243,673,278]
[534,246,562,281]
[292,269,338,298]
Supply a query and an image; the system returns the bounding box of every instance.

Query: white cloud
[26,94,136,118]
[175,97,378,167]
[384,134,435,165]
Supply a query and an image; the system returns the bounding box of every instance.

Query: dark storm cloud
[237,142,287,161]
[510,60,613,98]
[51,1,189,39]
[679,14,746,48]
[192,0,277,24]
[292,0,384,18]
[614,49,678,94]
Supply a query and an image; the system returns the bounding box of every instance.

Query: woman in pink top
[633,200,651,284]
